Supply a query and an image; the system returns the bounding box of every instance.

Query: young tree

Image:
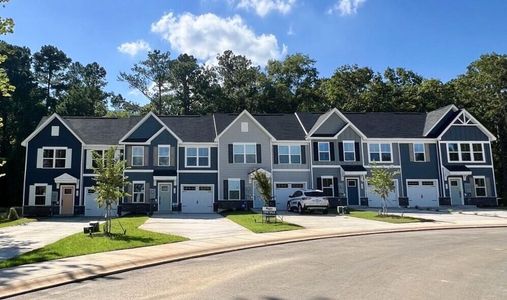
[252,170,272,207]
[367,167,398,216]
[92,147,129,236]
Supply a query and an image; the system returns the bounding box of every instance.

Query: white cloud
[235,0,296,17]
[287,24,295,36]
[151,12,287,66]
[117,40,151,56]
[328,0,366,16]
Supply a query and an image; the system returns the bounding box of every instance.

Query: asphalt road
[12,228,507,300]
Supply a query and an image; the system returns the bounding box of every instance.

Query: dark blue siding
[441,125,489,141]
[151,130,178,171]
[178,147,218,170]
[440,143,492,165]
[127,115,162,140]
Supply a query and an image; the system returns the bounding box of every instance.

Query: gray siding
[363,142,400,166]
[314,113,346,135]
[310,139,338,166]
[336,126,363,165]
[441,125,489,141]
[272,170,311,186]
[272,143,310,170]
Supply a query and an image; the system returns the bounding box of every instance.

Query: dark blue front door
[347,179,359,205]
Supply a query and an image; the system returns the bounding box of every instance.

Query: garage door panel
[84,187,117,217]
[274,182,306,211]
[407,180,438,207]
[367,180,399,208]
[181,185,214,213]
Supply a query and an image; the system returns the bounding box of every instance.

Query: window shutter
[316,177,322,190]
[240,180,245,200]
[425,144,430,162]
[65,148,72,168]
[338,142,344,161]
[28,185,35,206]
[125,182,133,203]
[170,146,176,166]
[126,147,132,167]
[313,142,319,161]
[223,180,229,200]
[256,144,262,163]
[145,183,150,203]
[485,177,492,197]
[144,146,149,166]
[301,145,306,164]
[37,149,43,168]
[228,144,233,163]
[355,142,361,162]
[273,145,278,164]
[154,147,158,166]
[409,144,414,162]
[86,150,93,169]
[45,184,52,206]
[330,142,335,161]
[333,178,339,197]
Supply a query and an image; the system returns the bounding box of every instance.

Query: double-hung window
[91,150,105,168]
[233,144,256,164]
[132,146,144,166]
[369,143,392,162]
[158,146,170,166]
[343,141,355,161]
[43,148,67,168]
[472,144,484,161]
[35,185,47,205]
[321,177,334,196]
[474,177,487,197]
[228,179,241,200]
[447,143,484,162]
[318,142,330,161]
[278,145,301,164]
[413,143,425,162]
[133,182,145,202]
[186,147,209,167]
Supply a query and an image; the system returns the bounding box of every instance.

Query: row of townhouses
[20,104,498,216]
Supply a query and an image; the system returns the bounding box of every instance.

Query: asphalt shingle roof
[160,115,216,142]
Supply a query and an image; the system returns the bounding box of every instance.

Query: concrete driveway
[0,218,92,260]
[140,213,253,240]
[280,211,395,230]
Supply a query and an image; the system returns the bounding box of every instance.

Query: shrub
[7,207,19,221]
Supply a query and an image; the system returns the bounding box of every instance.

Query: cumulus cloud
[235,0,296,17]
[328,0,366,16]
[117,40,151,56]
[151,12,287,66]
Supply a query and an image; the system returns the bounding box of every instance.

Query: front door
[449,178,463,206]
[60,185,74,215]
[347,178,359,206]
[158,183,172,211]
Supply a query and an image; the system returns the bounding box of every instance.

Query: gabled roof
[213,110,276,141]
[295,112,322,133]
[306,108,367,139]
[21,113,86,146]
[119,111,183,143]
[437,109,497,141]
[65,117,140,144]
[344,112,428,138]
[423,104,459,136]
[160,115,216,142]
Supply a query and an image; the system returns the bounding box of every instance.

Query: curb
[2,224,507,298]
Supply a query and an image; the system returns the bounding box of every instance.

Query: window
[276,183,289,188]
[186,147,209,167]
[292,191,303,197]
[369,143,392,162]
[91,150,104,168]
[278,145,301,164]
[292,183,305,189]
[132,146,144,166]
[241,122,249,132]
[343,141,355,161]
[233,144,256,164]
[42,148,67,168]
[133,182,145,202]
[447,142,485,162]
[474,177,487,197]
[228,179,240,200]
[158,146,170,166]
[318,142,330,161]
[304,191,325,197]
[35,185,46,205]
[51,126,59,136]
[413,143,425,162]
[321,177,334,196]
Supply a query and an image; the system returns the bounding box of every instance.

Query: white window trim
[321,176,334,197]
[185,146,211,168]
[131,146,144,166]
[343,140,356,162]
[368,143,393,163]
[318,142,330,161]
[413,143,426,162]
[473,176,487,197]
[132,181,145,203]
[158,145,171,167]
[228,178,241,200]
[34,183,47,206]
[42,146,68,169]
[278,144,302,164]
[233,143,257,164]
[446,142,486,163]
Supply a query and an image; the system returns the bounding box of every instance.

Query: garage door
[181,185,214,213]
[84,187,117,217]
[274,183,305,211]
[367,180,399,208]
[406,180,439,207]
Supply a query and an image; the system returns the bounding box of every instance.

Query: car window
[292,191,303,197]
[304,191,325,197]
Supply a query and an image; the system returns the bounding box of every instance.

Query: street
[12,228,507,300]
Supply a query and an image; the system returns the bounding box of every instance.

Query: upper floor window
[413,143,425,162]
[35,185,47,205]
[474,177,487,197]
[186,147,209,167]
[343,141,355,161]
[132,146,144,166]
[228,179,241,200]
[233,143,256,164]
[447,142,484,162]
[92,150,105,168]
[43,148,67,168]
[369,143,392,162]
[278,145,301,164]
[158,146,170,166]
[318,142,330,161]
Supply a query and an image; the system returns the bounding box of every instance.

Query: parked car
[287,189,329,214]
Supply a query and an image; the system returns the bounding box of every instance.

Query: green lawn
[222,210,302,233]
[349,210,433,224]
[0,217,36,229]
[0,216,187,269]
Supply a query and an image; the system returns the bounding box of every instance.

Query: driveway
[140,213,253,240]
[280,211,395,230]
[0,218,92,260]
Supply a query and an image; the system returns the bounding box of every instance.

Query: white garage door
[407,180,439,207]
[181,185,214,213]
[84,187,117,217]
[274,183,306,211]
[367,180,399,208]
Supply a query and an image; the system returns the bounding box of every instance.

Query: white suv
[287,189,329,214]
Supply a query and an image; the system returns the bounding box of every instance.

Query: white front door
[449,178,464,206]
[406,180,439,207]
[181,185,214,213]
[274,183,306,210]
[158,183,172,211]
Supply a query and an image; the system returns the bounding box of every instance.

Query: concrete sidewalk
[2,214,507,298]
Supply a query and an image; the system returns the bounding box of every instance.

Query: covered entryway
[84,187,118,217]
[274,182,306,211]
[406,180,439,207]
[158,183,173,212]
[60,185,75,215]
[367,180,399,208]
[181,184,214,213]
[449,178,464,206]
[346,178,360,205]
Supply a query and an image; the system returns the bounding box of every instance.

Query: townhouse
[20,105,498,216]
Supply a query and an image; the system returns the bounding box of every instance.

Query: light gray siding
[314,113,346,135]
[272,170,311,187]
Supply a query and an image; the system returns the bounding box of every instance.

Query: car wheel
[287,202,292,212]
[298,204,304,214]
[322,209,328,215]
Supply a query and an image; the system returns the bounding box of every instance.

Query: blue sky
[4,0,507,104]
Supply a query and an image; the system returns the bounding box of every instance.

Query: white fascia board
[119,111,183,143]
[423,105,459,136]
[306,108,367,139]
[364,138,437,143]
[21,113,85,147]
[437,110,497,141]
[294,112,308,135]
[214,110,275,142]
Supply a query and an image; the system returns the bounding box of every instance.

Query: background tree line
[0,40,506,207]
